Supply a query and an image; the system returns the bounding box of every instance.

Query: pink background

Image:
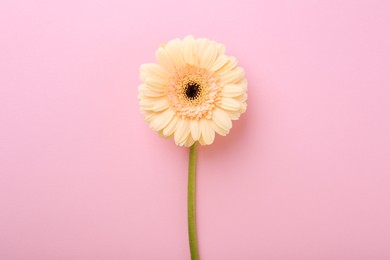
[1,0,390,259]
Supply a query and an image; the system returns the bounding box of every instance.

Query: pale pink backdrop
[1,0,390,259]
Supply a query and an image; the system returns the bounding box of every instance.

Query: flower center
[166,65,221,120]
[185,82,200,100]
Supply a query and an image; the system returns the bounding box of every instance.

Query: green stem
[188,143,199,260]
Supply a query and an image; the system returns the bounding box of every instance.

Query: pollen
[166,65,221,120]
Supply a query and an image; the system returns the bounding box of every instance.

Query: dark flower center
[185,82,200,100]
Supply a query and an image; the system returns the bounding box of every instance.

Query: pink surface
[1,0,390,259]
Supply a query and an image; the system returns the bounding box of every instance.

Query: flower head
[138,35,247,146]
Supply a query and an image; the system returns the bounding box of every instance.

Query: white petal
[221,84,244,97]
[174,118,191,145]
[163,115,180,136]
[212,108,232,131]
[218,97,241,111]
[190,119,201,141]
[155,48,175,71]
[183,35,196,65]
[199,118,215,145]
[150,109,175,131]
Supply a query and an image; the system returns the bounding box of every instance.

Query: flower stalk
[188,142,199,260]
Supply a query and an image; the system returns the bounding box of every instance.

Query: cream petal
[139,84,165,97]
[183,35,196,65]
[236,93,248,102]
[164,39,186,68]
[210,55,229,72]
[164,133,174,139]
[215,43,226,56]
[220,67,245,85]
[157,129,166,138]
[144,112,156,123]
[216,56,237,74]
[221,84,244,97]
[198,135,206,145]
[138,84,148,92]
[241,102,247,113]
[210,119,228,136]
[145,79,166,92]
[195,38,210,66]
[183,134,195,147]
[138,84,146,95]
[225,110,241,120]
[179,134,189,146]
[140,63,169,82]
[218,97,241,111]
[152,98,170,111]
[139,97,155,111]
[212,108,232,131]
[150,109,175,131]
[236,93,248,113]
[155,48,175,71]
[174,118,191,145]
[199,42,218,69]
[238,78,248,91]
[163,115,180,136]
[190,119,201,141]
[196,38,209,56]
[199,118,215,145]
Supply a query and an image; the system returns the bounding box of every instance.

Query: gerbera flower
[138,35,247,146]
